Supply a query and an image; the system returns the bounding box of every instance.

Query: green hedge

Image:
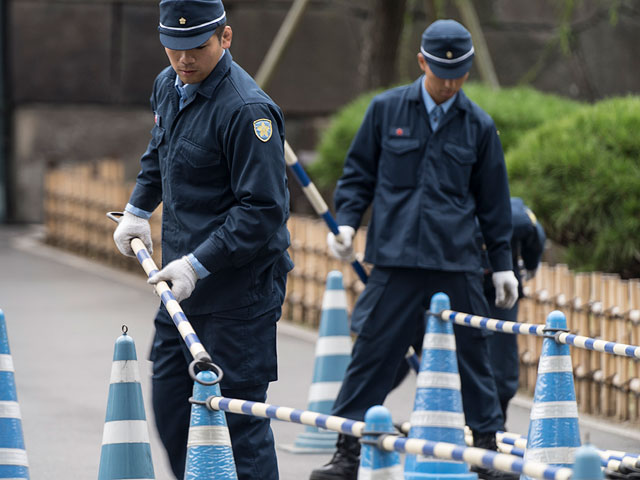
[462,83,583,153]
[308,82,582,189]
[507,96,640,278]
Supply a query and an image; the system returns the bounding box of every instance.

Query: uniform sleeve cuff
[187,253,210,279]
[125,203,153,220]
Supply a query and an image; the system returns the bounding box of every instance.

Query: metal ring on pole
[188,358,224,386]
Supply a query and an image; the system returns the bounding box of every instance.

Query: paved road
[0,225,638,479]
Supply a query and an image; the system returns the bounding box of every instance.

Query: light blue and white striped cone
[404,293,476,480]
[185,370,237,479]
[98,330,154,480]
[520,310,581,480]
[572,444,604,480]
[282,270,352,453]
[358,405,403,480]
[0,310,29,479]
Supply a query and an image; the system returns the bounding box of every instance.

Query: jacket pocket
[438,142,476,196]
[380,137,421,188]
[174,136,226,186]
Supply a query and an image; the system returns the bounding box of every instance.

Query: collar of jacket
[197,49,233,99]
[166,49,233,100]
[407,76,472,113]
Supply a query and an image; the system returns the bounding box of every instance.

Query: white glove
[492,270,519,310]
[327,226,356,262]
[523,268,537,282]
[148,256,199,303]
[113,211,153,257]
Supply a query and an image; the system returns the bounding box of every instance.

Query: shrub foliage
[507,96,640,278]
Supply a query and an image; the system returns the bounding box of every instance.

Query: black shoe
[309,434,360,480]
[470,431,520,480]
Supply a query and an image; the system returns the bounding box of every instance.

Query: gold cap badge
[446,51,453,59]
[179,17,187,25]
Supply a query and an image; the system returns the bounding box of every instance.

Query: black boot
[309,434,360,480]
[470,432,520,480]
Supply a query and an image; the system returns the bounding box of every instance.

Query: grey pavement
[0,225,638,479]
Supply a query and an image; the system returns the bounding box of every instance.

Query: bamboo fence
[44,160,640,423]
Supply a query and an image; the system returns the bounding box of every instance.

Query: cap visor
[427,59,472,80]
[159,30,215,50]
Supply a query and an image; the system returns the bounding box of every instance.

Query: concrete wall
[7,0,640,221]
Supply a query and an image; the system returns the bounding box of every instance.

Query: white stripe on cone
[0,448,29,466]
[308,382,342,402]
[530,401,579,420]
[321,290,348,310]
[315,337,352,356]
[187,425,232,447]
[537,356,573,374]
[422,333,456,351]
[0,401,21,419]
[0,354,14,372]
[109,360,141,383]
[410,411,465,429]
[102,420,151,445]
[416,371,461,390]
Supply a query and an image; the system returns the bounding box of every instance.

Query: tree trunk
[359,0,408,90]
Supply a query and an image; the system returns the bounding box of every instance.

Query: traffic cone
[0,310,29,479]
[404,293,476,480]
[358,405,402,479]
[98,330,154,480]
[572,445,603,480]
[521,310,581,480]
[281,270,352,453]
[184,370,237,479]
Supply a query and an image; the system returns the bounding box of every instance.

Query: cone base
[279,431,338,454]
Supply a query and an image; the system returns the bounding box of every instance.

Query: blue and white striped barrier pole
[204,396,572,480]
[107,212,223,385]
[392,424,637,473]
[283,142,368,283]
[440,310,640,359]
[98,328,155,480]
[0,310,29,479]
[359,405,403,479]
[521,311,581,480]
[185,370,237,479]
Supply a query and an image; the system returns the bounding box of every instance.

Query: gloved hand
[327,225,356,262]
[148,256,199,303]
[523,268,538,282]
[113,211,153,257]
[492,270,519,310]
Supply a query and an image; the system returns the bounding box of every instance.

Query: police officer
[112,0,293,478]
[484,197,546,427]
[310,19,518,480]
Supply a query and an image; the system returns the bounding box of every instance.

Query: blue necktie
[431,105,443,131]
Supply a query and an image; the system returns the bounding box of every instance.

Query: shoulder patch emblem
[253,119,273,142]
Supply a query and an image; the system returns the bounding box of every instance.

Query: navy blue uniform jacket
[129,52,293,315]
[335,78,512,273]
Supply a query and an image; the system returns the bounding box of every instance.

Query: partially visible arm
[334,100,381,230]
[192,103,289,274]
[471,122,513,273]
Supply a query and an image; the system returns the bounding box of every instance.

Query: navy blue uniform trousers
[484,274,520,427]
[150,278,285,480]
[332,267,503,434]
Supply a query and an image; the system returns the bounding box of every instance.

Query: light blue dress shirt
[420,75,457,131]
